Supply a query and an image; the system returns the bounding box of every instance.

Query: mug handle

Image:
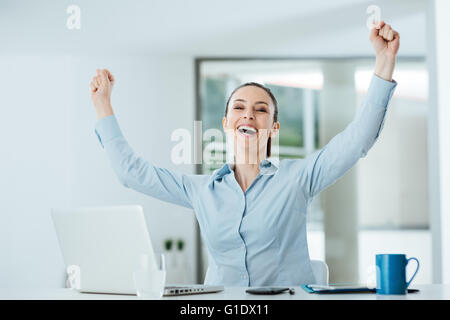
[406,257,420,288]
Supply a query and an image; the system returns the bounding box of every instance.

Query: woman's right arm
[90,69,194,209]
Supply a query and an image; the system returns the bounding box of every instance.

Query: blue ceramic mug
[376,254,420,295]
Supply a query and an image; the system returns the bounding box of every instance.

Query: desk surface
[1,285,449,300]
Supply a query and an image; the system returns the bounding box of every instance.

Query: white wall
[0,54,197,287]
[428,0,450,284]
[357,95,429,228]
[0,55,70,287]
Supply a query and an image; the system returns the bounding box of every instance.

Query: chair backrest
[310,260,329,285]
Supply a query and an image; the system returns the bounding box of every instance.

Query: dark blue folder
[301,284,376,294]
[301,284,419,294]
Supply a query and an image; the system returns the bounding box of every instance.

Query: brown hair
[224,82,278,157]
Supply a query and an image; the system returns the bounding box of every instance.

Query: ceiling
[0,0,427,56]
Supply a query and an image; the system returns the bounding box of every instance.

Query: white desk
[1,285,449,300]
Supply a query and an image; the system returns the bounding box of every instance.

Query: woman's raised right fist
[90,69,115,112]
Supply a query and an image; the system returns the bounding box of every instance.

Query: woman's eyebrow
[233,99,269,106]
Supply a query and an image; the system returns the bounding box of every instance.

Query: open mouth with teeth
[237,125,258,137]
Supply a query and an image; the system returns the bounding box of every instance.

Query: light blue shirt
[94,75,396,286]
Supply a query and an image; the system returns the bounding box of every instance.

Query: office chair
[310,260,329,285]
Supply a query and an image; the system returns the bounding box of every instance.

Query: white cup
[133,254,166,299]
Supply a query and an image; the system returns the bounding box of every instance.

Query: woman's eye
[233,106,266,112]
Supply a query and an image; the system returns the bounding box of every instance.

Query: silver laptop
[51,205,223,296]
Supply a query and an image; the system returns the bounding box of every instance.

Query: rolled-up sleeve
[300,74,397,199]
[94,115,194,209]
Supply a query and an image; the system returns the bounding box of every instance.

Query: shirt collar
[209,157,279,184]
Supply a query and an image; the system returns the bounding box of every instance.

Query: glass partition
[196,57,429,284]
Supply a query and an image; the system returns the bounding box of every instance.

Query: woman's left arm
[299,21,399,199]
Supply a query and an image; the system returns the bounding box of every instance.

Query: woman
[90,21,399,286]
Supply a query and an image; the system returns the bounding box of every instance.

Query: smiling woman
[221,82,280,193]
[92,21,399,287]
[224,82,279,159]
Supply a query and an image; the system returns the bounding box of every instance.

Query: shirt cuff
[366,74,397,106]
[94,114,124,148]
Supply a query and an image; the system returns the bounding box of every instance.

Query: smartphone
[246,287,292,295]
